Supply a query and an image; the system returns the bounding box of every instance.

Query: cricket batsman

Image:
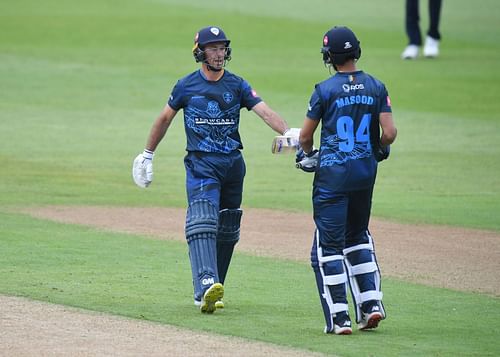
[296,26,397,334]
[132,26,298,313]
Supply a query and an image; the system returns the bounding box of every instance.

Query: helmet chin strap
[198,46,231,72]
[324,52,358,74]
[206,63,224,72]
[324,52,337,74]
[204,56,227,72]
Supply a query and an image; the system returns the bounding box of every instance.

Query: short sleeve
[306,86,322,120]
[167,80,184,111]
[379,85,392,113]
[241,80,262,110]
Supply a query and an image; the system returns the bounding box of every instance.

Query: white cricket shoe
[358,303,385,330]
[423,36,439,58]
[401,45,419,60]
[325,312,352,335]
[333,316,352,335]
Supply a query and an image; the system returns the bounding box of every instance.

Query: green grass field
[1,0,499,356]
[2,212,499,356]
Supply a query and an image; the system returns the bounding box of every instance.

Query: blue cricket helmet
[193,26,232,63]
[321,26,361,67]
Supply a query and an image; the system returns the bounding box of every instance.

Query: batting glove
[132,149,154,188]
[283,127,301,138]
[295,148,319,173]
[374,145,390,162]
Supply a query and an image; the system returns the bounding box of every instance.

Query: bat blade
[271,135,299,154]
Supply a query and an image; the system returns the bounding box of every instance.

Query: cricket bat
[271,135,299,154]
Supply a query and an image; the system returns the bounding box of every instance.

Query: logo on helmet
[194,32,199,42]
[344,41,352,49]
[323,35,329,46]
[210,27,220,36]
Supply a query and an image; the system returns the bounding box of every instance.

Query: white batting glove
[295,148,319,173]
[283,127,301,138]
[132,149,154,188]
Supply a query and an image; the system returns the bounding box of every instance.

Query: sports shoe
[326,312,352,335]
[401,44,419,60]
[358,302,384,330]
[215,298,224,309]
[423,36,439,58]
[200,283,224,314]
[195,298,224,309]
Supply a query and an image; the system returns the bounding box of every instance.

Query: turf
[1,0,499,229]
[1,212,498,356]
[0,0,499,355]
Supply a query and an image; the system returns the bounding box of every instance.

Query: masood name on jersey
[336,95,374,108]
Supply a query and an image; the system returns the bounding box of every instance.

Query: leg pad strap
[311,230,350,332]
[343,233,385,323]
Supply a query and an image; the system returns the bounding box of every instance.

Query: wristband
[143,149,154,160]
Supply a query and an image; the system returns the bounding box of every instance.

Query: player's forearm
[380,126,398,146]
[261,110,288,134]
[145,105,177,151]
[299,117,318,154]
[299,136,314,154]
[379,112,397,146]
[253,102,288,134]
[268,113,289,135]
[380,128,397,146]
[146,116,171,151]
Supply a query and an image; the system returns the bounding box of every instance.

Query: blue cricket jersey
[168,69,262,154]
[307,70,392,191]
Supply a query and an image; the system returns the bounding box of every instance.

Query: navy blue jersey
[307,71,392,191]
[168,69,262,154]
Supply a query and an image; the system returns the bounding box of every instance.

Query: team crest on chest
[223,92,233,104]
